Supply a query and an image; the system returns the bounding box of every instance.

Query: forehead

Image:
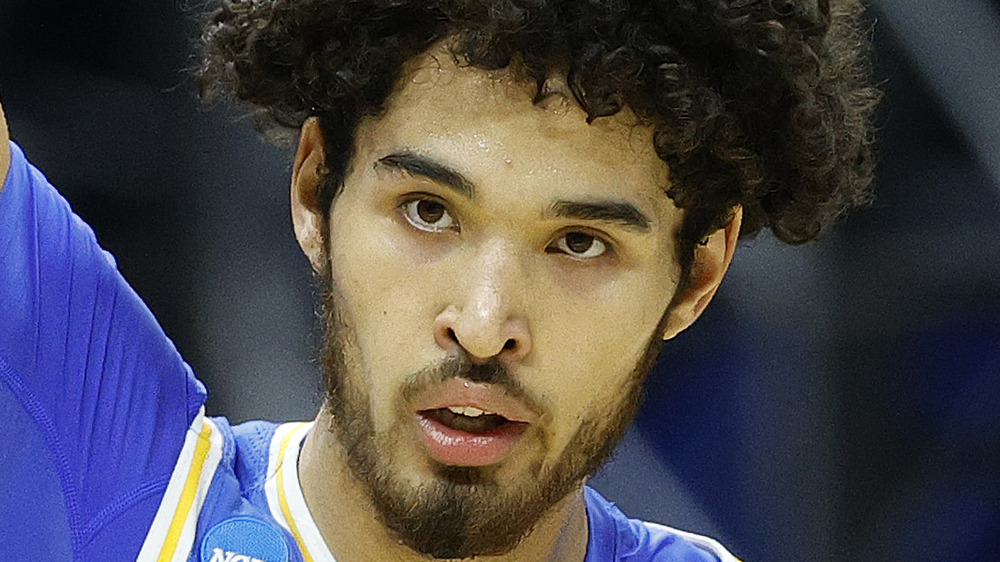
[353,47,673,211]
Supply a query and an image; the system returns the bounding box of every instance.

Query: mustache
[400,354,545,418]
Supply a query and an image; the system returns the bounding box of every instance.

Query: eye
[551,231,608,259]
[401,197,458,233]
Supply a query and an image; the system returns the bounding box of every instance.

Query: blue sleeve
[583,487,739,562]
[0,142,208,559]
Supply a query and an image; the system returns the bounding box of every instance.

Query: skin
[291,45,741,562]
[0,47,738,560]
[1,95,10,193]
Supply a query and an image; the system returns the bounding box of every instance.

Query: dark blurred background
[1,1,998,560]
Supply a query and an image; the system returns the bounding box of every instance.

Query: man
[0,1,877,560]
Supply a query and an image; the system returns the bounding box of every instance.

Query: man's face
[311,48,686,558]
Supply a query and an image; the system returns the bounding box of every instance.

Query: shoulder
[230,419,283,493]
[583,487,741,562]
[136,418,309,561]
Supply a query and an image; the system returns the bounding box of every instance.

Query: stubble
[316,276,663,559]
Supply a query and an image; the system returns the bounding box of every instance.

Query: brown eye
[402,198,457,232]
[553,231,608,259]
[416,200,445,224]
[565,232,595,254]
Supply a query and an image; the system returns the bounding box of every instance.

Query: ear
[291,117,328,273]
[661,207,742,340]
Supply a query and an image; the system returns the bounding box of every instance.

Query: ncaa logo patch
[201,516,291,562]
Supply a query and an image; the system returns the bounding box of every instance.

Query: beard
[317,277,665,559]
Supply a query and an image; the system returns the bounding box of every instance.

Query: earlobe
[291,117,328,274]
[661,207,742,340]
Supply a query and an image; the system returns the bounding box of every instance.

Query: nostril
[503,339,516,350]
[447,328,458,342]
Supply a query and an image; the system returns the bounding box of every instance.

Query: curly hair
[197,0,878,276]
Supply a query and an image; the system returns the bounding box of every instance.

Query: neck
[298,409,590,562]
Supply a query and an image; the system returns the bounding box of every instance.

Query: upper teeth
[447,406,490,417]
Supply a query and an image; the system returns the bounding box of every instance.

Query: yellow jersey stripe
[137,409,224,562]
[157,419,214,561]
[276,423,314,562]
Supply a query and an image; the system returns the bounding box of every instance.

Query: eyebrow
[377,152,650,232]
[549,200,651,232]
[377,152,476,199]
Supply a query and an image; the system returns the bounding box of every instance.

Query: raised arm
[0,86,209,558]
[1,94,9,190]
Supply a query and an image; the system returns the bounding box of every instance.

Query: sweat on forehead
[199,0,877,258]
[366,45,660,169]
[400,44,580,110]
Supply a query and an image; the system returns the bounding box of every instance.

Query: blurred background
[1,1,998,560]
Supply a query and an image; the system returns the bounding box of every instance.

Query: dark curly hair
[197,0,878,278]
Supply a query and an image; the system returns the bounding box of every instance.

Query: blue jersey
[0,142,740,562]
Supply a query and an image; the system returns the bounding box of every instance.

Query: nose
[433,243,533,362]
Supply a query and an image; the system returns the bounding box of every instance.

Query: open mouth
[415,406,529,467]
[411,378,536,467]
[420,406,514,434]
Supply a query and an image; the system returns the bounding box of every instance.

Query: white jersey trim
[263,421,337,562]
[137,407,224,562]
[260,422,739,562]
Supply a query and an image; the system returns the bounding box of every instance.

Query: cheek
[327,207,445,401]
[529,274,670,427]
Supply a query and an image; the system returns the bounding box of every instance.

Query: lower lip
[416,413,528,467]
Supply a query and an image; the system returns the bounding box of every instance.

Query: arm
[0,95,208,558]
